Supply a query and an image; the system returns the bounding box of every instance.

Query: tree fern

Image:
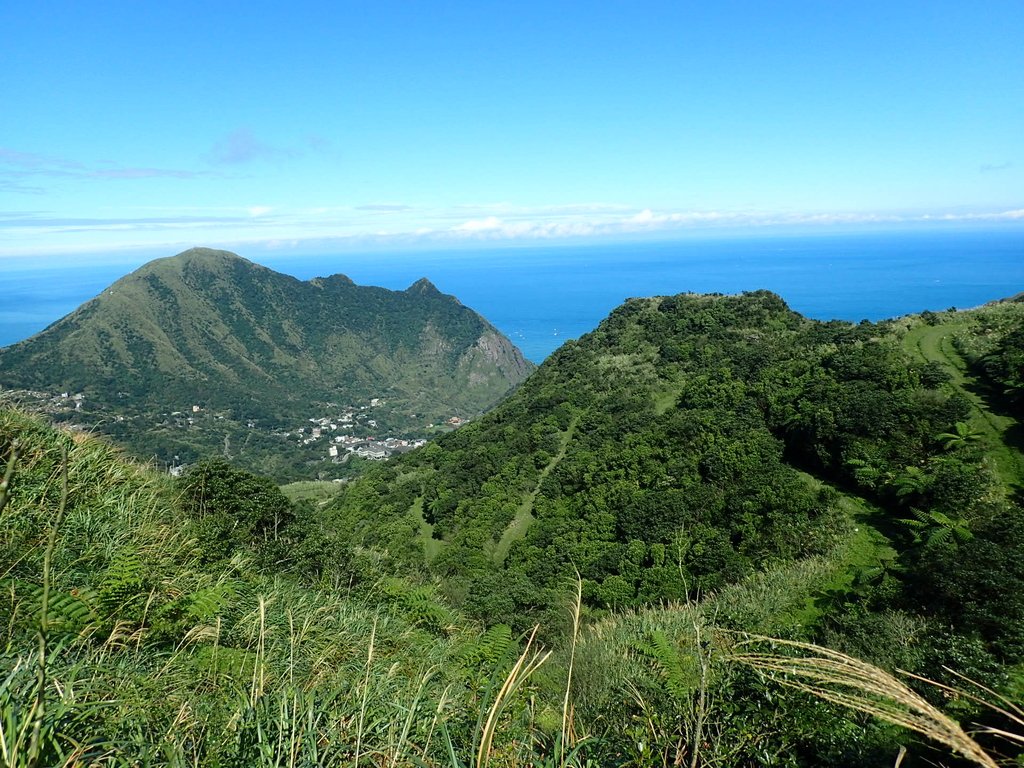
[936,421,983,451]
[6,581,101,640]
[380,578,454,634]
[98,546,146,617]
[897,508,973,547]
[458,623,515,671]
[185,582,239,625]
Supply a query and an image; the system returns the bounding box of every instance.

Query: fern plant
[633,629,700,703]
[897,508,973,547]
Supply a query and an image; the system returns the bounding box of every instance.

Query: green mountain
[323,290,1023,649]
[0,247,533,474]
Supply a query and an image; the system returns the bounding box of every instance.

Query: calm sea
[2,229,1022,363]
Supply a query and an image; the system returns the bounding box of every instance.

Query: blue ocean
[2,229,1022,363]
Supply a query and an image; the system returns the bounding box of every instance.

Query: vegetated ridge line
[902,321,1023,492]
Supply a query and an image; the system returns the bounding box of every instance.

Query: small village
[0,387,470,475]
[281,398,446,463]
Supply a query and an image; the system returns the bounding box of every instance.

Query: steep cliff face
[459,329,535,389]
[0,247,534,421]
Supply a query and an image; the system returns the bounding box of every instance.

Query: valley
[2,385,463,481]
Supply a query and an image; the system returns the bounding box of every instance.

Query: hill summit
[0,248,533,471]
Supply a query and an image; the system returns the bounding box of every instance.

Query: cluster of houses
[285,399,434,462]
[328,435,427,461]
[8,389,88,415]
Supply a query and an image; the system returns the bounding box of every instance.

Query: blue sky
[2,1,1022,259]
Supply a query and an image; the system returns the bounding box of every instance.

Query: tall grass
[0,406,576,765]
[4,407,1020,766]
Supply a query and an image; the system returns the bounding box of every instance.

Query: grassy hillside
[0,407,542,765]
[2,407,1021,766]
[310,290,1024,764]
[900,304,1023,492]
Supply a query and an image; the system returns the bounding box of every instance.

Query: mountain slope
[0,248,533,475]
[323,290,1006,630]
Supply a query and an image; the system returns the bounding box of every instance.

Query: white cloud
[0,146,209,188]
[4,202,1024,258]
[356,203,416,213]
[936,209,1024,221]
[453,216,503,232]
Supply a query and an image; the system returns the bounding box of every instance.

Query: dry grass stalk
[27,444,68,768]
[250,595,267,706]
[560,574,583,766]
[477,625,550,768]
[353,614,378,767]
[725,634,999,768]
[904,666,1024,748]
[0,438,18,515]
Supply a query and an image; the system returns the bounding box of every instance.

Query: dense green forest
[325,292,1018,626]
[1,291,1022,766]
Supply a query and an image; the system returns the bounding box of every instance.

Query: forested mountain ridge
[0,248,533,475]
[323,290,1022,642]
